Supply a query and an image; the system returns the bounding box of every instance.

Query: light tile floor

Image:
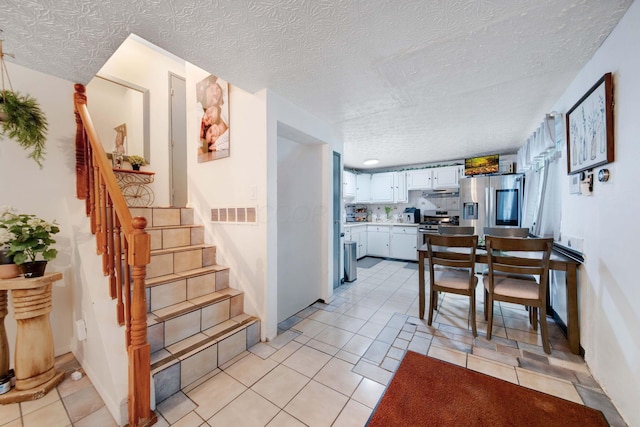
[0,258,628,426]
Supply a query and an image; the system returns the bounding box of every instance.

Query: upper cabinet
[432,165,461,189]
[347,165,462,202]
[407,169,432,190]
[371,172,395,203]
[394,171,408,203]
[344,170,356,199]
[356,173,371,203]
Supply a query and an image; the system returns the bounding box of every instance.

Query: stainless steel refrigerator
[459,174,525,235]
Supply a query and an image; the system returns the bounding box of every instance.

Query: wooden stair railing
[73,84,156,427]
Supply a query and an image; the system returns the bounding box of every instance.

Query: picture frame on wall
[566,72,614,175]
[196,74,230,163]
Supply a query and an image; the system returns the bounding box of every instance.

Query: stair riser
[148,294,244,348]
[129,207,194,227]
[147,270,229,312]
[148,226,205,250]
[152,321,260,404]
[147,247,216,278]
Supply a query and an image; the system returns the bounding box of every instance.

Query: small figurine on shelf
[127,155,146,171]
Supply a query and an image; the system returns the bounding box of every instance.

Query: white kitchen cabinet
[371,172,395,203]
[344,227,352,241]
[356,173,371,203]
[344,170,356,199]
[351,225,367,259]
[432,165,460,189]
[406,169,432,190]
[390,226,418,261]
[367,225,390,257]
[394,171,408,203]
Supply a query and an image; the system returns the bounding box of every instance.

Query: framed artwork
[566,72,614,175]
[196,74,230,163]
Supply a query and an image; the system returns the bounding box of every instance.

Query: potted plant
[127,155,146,171]
[0,90,48,168]
[0,225,20,279]
[0,206,59,278]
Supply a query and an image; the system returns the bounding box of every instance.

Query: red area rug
[367,351,608,426]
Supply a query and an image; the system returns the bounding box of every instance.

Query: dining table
[417,244,582,355]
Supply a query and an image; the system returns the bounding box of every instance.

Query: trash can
[344,241,357,282]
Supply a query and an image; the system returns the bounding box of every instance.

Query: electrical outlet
[75,319,87,341]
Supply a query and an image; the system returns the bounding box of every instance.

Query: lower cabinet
[390,227,418,261]
[348,224,418,261]
[367,225,390,257]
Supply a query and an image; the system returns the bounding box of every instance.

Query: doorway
[169,73,187,207]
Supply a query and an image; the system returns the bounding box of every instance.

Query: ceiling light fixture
[363,159,379,166]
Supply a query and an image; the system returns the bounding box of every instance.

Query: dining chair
[438,225,475,235]
[483,227,529,238]
[425,233,479,336]
[481,227,534,280]
[484,235,554,353]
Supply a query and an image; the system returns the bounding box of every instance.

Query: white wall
[96,35,186,207]
[276,136,324,322]
[548,2,640,425]
[0,62,129,424]
[266,91,341,339]
[185,63,271,338]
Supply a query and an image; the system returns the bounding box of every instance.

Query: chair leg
[427,289,435,326]
[539,305,551,354]
[484,288,488,321]
[486,295,494,340]
[531,307,538,331]
[470,291,477,337]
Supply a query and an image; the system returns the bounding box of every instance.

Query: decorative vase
[0,249,20,279]
[19,260,48,278]
[132,164,140,171]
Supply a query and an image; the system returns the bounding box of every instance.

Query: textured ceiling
[0,0,633,169]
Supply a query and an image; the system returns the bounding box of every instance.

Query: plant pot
[132,164,141,171]
[0,249,20,279]
[19,260,48,278]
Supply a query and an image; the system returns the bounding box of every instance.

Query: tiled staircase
[129,207,260,404]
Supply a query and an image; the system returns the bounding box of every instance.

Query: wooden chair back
[425,234,478,271]
[485,236,553,286]
[438,225,475,236]
[483,227,529,238]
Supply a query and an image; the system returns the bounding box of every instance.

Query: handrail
[73,84,156,427]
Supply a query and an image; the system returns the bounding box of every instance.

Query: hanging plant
[0,89,48,167]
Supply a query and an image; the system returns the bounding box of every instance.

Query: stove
[418,211,459,232]
[418,211,459,245]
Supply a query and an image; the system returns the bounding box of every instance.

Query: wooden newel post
[127,216,155,426]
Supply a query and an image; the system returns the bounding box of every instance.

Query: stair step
[151,316,260,403]
[147,287,244,349]
[145,264,229,288]
[130,207,194,227]
[147,224,205,250]
[150,289,241,323]
[148,245,216,279]
[146,265,230,312]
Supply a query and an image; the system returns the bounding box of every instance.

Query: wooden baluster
[93,161,102,248]
[87,143,96,233]
[127,217,154,427]
[114,214,124,326]
[124,238,132,346]
[100,176,109,274]
[106,195,116,299]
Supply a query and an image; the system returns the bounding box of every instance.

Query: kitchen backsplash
[345,191,460,222]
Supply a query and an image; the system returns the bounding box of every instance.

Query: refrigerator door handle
[485,187,491,228]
